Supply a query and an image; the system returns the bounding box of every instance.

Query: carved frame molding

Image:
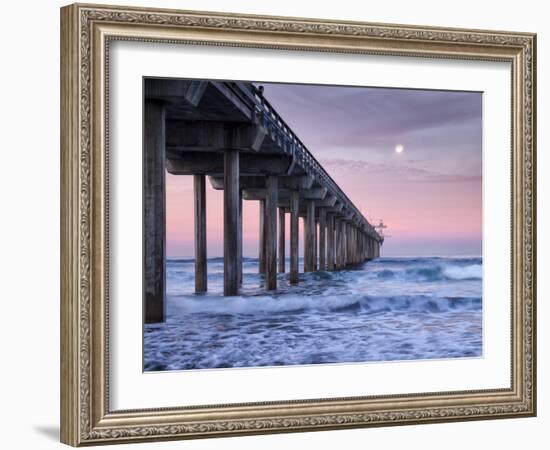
[60,3,536,446]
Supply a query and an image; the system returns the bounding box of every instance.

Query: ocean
[144,256,482,371]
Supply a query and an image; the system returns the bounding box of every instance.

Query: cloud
[258,83,483,176]
[320,158,481,184]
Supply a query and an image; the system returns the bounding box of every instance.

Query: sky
[166,82,482,257]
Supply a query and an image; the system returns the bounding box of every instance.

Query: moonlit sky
[166,82,482,257]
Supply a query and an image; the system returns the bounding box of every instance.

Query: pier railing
[252,86,380,241]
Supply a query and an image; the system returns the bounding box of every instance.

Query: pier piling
[278,207,285,273]
[238,189,243,285]
[314,221,318,271]
[144,79,383,320]
[144,100,166,323]
[193,174,207,293]
[327,214,335,271]
[290,190,300,284]
[305,200,315,272]
[259,199,266,274]
[319,208,326,271]
[265,176,278,290]
[224,150,240,296]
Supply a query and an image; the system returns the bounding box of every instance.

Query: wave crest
[168,294,481,316]
[442,264,482,280]
[397,263,482,282]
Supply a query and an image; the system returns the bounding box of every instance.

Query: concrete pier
[193,174,207,293]
[224,150,240,296]
[327,213,335,271]
[259,199,266,274]
[144,100,166,324]
[290,190,299,284]
[265,176,278,290]
[319,208,326,271]
[238,188,243,285]
[144,79,383,322]
[305,200,315,272]
[278,207,286,273]
[313,221,318,271]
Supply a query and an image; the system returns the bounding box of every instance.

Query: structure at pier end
[144,79,383,323]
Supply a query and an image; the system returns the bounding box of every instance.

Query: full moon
[395,144,404,153]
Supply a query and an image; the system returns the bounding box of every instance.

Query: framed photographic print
[60,3,537,446]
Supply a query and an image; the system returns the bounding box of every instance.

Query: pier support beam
[350,226,357,264]
[335,217,340,270]
[336,219,343,270]
[224,150,240,296]
[193,175,207,293]
[371,238,375,259]
[356,231,360,261]
[304,200,315,272]
[313,221,318,271]
[367,236,372,259]
[342,222,348,267]
[259,199,266,274]
[238,189,243,285]
[265,176,278,290]
[327,214,335,271]
[144,100,166,323]
[319,208,326,270]
[357,229,365,263]
[278,207,285,273]
[352,227,355,263]
[351,226,355,264]
[290,190,299,284]
[302,216,308,272]
[369,237,374,259]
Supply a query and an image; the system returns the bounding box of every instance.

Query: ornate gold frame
[60,3,537,446]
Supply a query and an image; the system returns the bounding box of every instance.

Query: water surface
[144,256,482,371]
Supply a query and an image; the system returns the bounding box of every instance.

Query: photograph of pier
[143,79,482,371]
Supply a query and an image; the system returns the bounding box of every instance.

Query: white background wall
[0,0,546,449]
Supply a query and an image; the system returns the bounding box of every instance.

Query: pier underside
[144,79,382,323]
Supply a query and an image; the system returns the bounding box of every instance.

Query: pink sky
[166,83,482,257]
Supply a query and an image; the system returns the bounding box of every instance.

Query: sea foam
[145,256,483,371]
